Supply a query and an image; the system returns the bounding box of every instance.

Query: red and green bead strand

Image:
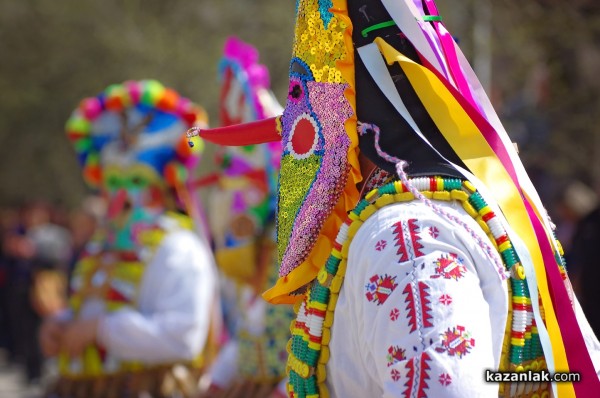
[288,256,340,397]
[466,190,546,368]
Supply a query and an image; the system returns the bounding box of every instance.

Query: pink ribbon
[422,0,481,114]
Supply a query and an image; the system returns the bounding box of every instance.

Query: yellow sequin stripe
[293,0,347,83]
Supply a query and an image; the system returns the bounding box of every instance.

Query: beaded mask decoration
[208,37,283,281]
[66,80,206,250]
[189,0,361,303]
[274,0,360,295]
[189,2,598,394]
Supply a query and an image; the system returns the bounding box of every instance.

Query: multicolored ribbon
[364,36,599,396]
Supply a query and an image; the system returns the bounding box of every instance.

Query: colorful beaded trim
[286,176,556,398]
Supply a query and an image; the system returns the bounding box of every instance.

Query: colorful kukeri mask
[207,37,283,281]
[190,2,361,303]
[66,80,206,251]
[190,3,598,393]
[274,1,361,297]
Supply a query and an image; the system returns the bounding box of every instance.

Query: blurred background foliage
[1,0,599,209]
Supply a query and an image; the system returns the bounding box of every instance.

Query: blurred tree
[491,1,600,183]
[439,0,600,206]
[0,0,295,206]
[0,0,599,208]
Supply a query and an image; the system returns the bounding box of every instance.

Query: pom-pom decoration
[65,80,207,190]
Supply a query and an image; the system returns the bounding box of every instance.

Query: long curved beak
[187,116,281,146]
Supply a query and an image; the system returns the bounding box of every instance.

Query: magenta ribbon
[524,199,600,396]
[422,0,481,113]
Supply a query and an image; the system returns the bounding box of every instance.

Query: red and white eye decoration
[287,113,319,160]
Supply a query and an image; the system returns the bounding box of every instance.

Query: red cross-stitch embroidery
[375,239,387,251]
[438,373,452,386]
[403,352,431,398]
[387,345,407,367]
[365,274,398,305]
[436,325,475,358]
[403,281,433,333]
[428,226,440,239]
[439,294,452,306]
[390,307,400,321]
[393,219,424,262]
[431,253,466,281]
[391,368,401,382]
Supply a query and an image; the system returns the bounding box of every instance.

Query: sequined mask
[188,2,360,302]
[277,0,354,277]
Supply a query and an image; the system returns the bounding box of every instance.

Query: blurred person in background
[1,201,71,384]
[0,206,21,363]
[554,180,598,256]
[66,197,103,280]
[567,180,600,338]
[24,201,72,383]
[39,80,220,398]
[200,37,293,398]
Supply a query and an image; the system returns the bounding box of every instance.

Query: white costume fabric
[327,201,600,398]
[76,225,217,365]
[208,339,240,388]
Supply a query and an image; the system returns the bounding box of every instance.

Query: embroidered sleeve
[351,203,500,397]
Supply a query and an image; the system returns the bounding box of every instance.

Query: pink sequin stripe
[357,122,508,280]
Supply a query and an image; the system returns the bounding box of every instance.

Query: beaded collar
[286,176,560,398]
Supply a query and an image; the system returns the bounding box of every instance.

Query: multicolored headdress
[66,79,206,193]
[189,2,598,394]
[66,80,207,251]
[207,37,283,281]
